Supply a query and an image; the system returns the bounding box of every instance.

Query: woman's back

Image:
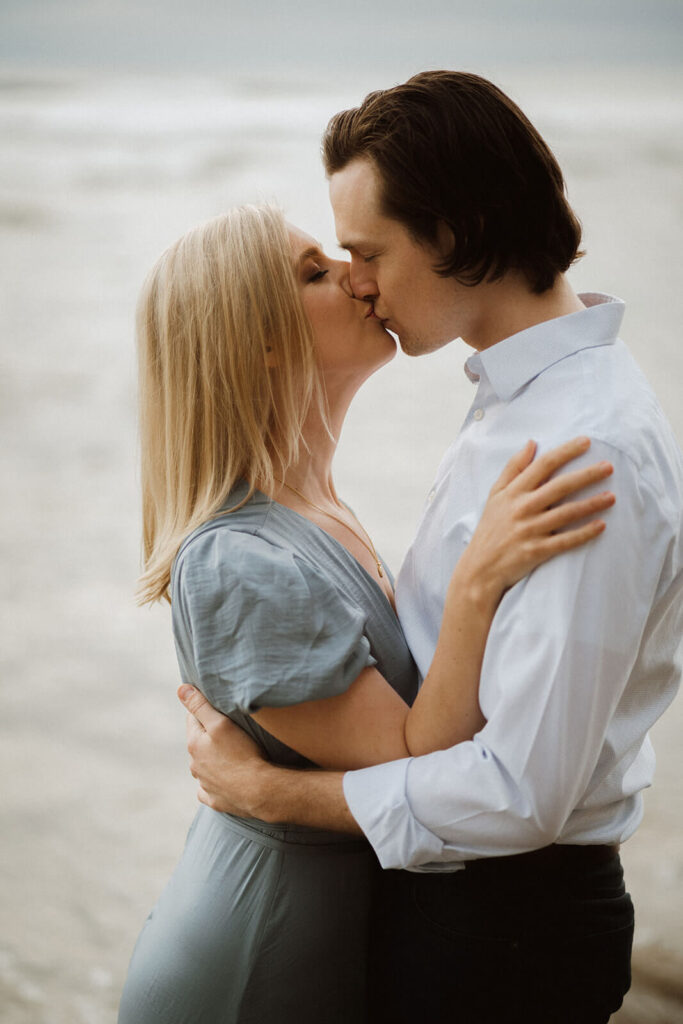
[118,486,417,1024]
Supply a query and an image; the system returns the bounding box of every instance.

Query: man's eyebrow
[338,238,381,254]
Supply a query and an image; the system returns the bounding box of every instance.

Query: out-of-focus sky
[1,0,682,75]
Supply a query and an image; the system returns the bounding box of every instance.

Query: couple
[119,72,683,1023]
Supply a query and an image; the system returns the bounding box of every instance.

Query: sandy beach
[1,58,682,1022]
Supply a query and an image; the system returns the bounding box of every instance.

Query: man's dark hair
[322,71,583,294]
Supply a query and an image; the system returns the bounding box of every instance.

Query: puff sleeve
[171,525,376,715]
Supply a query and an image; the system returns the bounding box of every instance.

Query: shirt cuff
[343,757,462,871]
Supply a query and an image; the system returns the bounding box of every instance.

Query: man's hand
[178,685,268,817]
[178,685,363,835]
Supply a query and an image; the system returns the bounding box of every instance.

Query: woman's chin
[381,332,398,365]
[366,343,397,380]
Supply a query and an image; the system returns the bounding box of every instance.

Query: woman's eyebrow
[297,245,323,263]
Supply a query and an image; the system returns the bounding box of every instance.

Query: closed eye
[308,269,329,283]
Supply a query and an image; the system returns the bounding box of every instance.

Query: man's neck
[465,274,585,352]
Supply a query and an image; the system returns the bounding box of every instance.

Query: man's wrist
[245,762,360,834]
[241,760,285,822]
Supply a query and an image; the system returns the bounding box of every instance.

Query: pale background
[1,1,682,1020]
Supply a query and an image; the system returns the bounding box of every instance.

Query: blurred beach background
[1,1,682,1020]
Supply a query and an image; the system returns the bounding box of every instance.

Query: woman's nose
[348,260,377,302]
[332,259,356,298]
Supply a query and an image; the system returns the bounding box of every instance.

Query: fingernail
[178,685,195,703]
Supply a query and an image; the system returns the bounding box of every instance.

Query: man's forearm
[248,763,361,833]
[182,686,362,834]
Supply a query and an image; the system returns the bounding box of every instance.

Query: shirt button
[427,488,436,503]
[473,408,485,421]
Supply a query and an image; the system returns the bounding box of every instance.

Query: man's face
[329,158,479,356]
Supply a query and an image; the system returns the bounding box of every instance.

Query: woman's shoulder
[174,522,296,599]
[172,489,354,611]
[169,493,376,714]
[174,486,278,569]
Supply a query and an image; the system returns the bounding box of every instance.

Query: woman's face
[288,224,396,385]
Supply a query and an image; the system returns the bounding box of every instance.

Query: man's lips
[365,305,388,323]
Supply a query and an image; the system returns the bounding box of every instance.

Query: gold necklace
[278,481,384,578]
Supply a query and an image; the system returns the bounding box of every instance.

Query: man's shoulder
[484,339,683,519]
[530,340,675,458]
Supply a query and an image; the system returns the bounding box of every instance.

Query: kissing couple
[119,71,683,1024]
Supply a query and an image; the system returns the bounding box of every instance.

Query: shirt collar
[464,293,625,400]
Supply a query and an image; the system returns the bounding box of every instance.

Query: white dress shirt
[343,293,683,871]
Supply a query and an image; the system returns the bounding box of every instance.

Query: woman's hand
[405,436,615,753]
[456,436,615,608]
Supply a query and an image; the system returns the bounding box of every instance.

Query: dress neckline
[259,491,398,617]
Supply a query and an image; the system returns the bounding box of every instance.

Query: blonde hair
[136,205,321,604]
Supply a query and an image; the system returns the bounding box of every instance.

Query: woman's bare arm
[251,437,614,768]
[182,690,357,829]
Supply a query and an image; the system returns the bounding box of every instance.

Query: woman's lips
[365,305,388,324]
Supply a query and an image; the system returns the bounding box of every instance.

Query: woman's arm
[405,436,612,753]
[253,437,614,768]
[182,690,358,830]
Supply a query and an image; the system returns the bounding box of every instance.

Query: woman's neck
[265,373,395,604]
[274,376,355,506]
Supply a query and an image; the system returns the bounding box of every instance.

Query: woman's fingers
[501,487,615,584]
[512,436,593,491]
[539,490,615,532]
[525,460,613,512]
[533,516,607,556]
[470,435,615,593]
[518,492,615,576]
[490,439,537,491]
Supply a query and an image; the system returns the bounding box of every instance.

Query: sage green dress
[118,484,418,1024]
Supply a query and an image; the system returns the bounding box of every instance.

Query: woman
[119,206,614,1023]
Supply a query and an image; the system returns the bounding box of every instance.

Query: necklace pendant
[278,480,385,582]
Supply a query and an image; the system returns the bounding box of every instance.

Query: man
[178,72,683,1022]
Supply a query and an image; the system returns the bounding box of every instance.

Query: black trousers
[368,846,634,1024]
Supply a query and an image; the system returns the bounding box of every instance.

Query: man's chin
[397,333,435,357]
[398,331,455,357]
